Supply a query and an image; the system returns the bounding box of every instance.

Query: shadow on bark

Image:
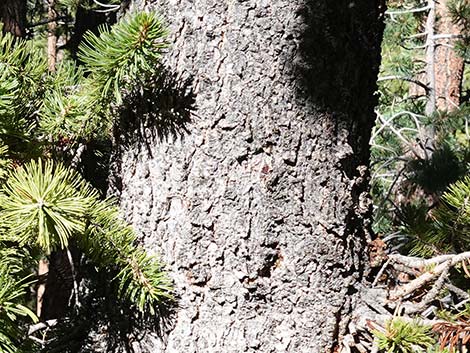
[42,261,177,353]
[293,0,385,177]
[295,0,384,120]
[116,66,196,154]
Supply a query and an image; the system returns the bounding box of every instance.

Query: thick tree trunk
[110,1,384,352]
[0,0,26,37]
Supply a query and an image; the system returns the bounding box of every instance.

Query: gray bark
[109,1,385,352]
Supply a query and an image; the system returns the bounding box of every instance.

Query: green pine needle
[78,11,169,103]
[0,260,38,353]
[0,160,98,254]
[0,10,175,351]
[433,176,470,247]
[82,198,173,314]
[373,318,436,353]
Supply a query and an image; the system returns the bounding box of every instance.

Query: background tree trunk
[0,0,26,37]
[110,1,385,352]
[434,0,464,112]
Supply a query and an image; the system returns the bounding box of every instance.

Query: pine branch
[0,159,98,254]
[0,260,38,353]
[389,251,470,300]
[0,31,48,122]
[386,5,431,16]
[81,199,173,314]
[377,75,430,92]
[78,11,169,103]
[0,9,177,350]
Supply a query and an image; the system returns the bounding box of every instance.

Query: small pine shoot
[78,11,169,103]
[433,176,470,249]
[0,160,97,254]
[0,248,38,353]
[82,198,173,314]
[0,160,173,314]
[373,318,436,353]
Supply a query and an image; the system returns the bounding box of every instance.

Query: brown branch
[447,282,470,301]
[26,15,70,28]
[389,252,470,300]
[405,266,448,314]
[47,0,57,72]
[388,253,459,268]
[377,75,430,92]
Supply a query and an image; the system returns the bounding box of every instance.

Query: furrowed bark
[434,0,464,112]
[109,1,385,352]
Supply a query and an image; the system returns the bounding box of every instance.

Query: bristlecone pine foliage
[0,10,173,352]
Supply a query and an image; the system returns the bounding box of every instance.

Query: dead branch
[389,252,470,300]
[405,266,449,314]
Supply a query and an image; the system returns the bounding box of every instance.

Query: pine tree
[367,1,470,351]
[0,9,173,352]
[371,0,470,254]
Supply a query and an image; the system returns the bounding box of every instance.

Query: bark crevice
[106,1,385,351]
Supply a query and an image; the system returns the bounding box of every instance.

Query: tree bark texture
[110,1,385,352]
[0,0,26,37]
[434,0,464,111]
[47,0,57,72]
[425,0,437,116]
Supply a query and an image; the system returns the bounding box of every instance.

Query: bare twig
[371,110,426,142]
[372,258,391,287]
[432,33,464,40]
[462,259,470,278]
[377,75,430,92]
[92,0,120,8]
[389,253,462,268]
[28,319,58,335]
[386,5,431,15]
[93,0,120,12]
[26,16,70,28]
[370,156,407,178]
[390,252,470,300]
[375,166,407,218]
[446,282,470,301]
[405,266,448,314]
[379,115,421,157]
[66,249,80,311]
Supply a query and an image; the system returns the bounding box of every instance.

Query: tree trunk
[47,0,57,72]
[425,0,437,116]
[434,0,465,112]
[0,0,26,37]
[110,1,385,352]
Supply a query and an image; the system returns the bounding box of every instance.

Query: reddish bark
[434,0,464,111]
[0,0,26,37]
